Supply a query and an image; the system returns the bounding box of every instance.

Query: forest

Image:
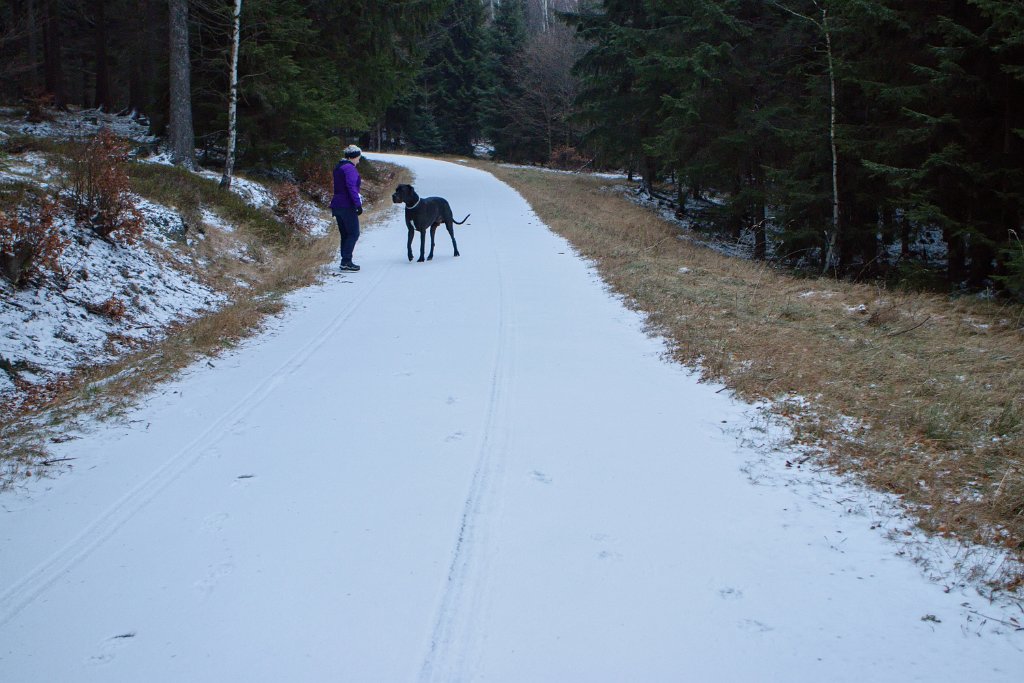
[0,0,1022,296]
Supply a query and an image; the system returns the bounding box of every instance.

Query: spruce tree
[411,0,488,155]
[481,0,529,159]
[862,0,1024,286]
[567,1,660,183]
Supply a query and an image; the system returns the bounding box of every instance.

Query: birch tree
[220,0,242,189]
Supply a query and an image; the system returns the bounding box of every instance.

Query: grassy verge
[1,160,409,484]
[482,163,1024,591]
[128,162,291,245]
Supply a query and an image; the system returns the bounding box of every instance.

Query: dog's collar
[406,197,420,210]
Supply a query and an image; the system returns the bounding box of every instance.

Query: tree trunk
[42,0,64,106]
[130,0,163,125]
[754,169,767,260]
[821,6,840,274]
[169,0,196,169]
[900,214,911,259]
[27,0,39,89]
[754,203,767,261]
[946,228,966,284]
[93,0,111,110]
[674,175,686,219]
[220,0,243,189]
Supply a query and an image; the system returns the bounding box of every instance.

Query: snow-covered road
[1,155,1020,681]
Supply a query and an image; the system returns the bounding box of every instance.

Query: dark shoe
[339,261,360,272]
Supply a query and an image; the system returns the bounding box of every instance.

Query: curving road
[0,155,1020,682]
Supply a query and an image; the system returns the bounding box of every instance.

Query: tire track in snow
[419,245,516,682]
[0,263,395,628]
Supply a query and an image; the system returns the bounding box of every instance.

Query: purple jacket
[329,160,362,210]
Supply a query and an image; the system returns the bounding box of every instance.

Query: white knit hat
[343,144,362,159]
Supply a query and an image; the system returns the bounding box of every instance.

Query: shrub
[22,89,55,124]
[85,296,127,320]
[548,146,589,171]
[0,189,65,287]
[272,182,316,235]
[63,129,144,245]
[296,158,332,205]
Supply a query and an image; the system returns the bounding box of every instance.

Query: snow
[0,212,224,393]
[0,106,156,144]
[0,150,226,405]
[0,154,1021,681]
[1,107,312,405]
[195,169,276,210]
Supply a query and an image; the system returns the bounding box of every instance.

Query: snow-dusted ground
[0,156,226,406]
[1,109,332,405]
[0,192,226,404]
[0,206,224,385]
[0,155,1021,682]
[0,106,156,144]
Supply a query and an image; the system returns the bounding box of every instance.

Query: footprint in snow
[195,561,235,596]
[719,587,744,600]
[530,470,552,484]
[87,632,136,665]
[591,532,622,561]
[738,619,773,633]
[444,431,465,443]
[200,512,230,533]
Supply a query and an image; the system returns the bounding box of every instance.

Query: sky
[0,152,1021,682]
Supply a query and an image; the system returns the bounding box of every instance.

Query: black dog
[391,183,470,262]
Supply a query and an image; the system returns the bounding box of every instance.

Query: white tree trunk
[772,1,841,272]
[220,0,242,189]
[168,0,196,170]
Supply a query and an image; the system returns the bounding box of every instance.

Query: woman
[330,144,363,272]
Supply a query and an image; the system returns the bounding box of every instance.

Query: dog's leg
[407,227,415,262]
[418,230,426,262]
[446,220,459,257]
[428,224,438,261]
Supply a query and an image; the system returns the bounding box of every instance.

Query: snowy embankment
[0,109,328,405]
[0,154,1020,682]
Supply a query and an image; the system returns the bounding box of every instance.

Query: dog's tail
[453,214,471,225]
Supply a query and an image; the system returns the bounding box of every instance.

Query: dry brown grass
[1,163,410,485]
[484,163,1024,590]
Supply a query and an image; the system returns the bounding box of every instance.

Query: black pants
[332,207,360,264]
